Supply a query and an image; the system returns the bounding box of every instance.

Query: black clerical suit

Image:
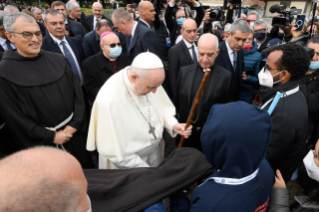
[168,40,196,100]
[65,17,87,42]
[126,22,161,61]
[85,14,113,31]
[0,50,93,168]
[215,41,244,101]
[68,16,90,33]
[82,51,131,101]
[174,63,232,150]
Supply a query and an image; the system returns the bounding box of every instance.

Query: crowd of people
[0,0,318,211]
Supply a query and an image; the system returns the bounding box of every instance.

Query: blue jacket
[171,102,275,212]
[240,41,262,103]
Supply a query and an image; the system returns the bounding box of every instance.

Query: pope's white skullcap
[131,52,163,70]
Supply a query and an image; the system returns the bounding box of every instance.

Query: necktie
[127,35,133,55]
[5,40,13,50]
[60,41,82,85]
[95,18,98,29]
[191,44,197,63]
[233,51,237,71]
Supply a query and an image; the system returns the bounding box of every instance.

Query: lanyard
[163,19,170,36]
[260,86,299,110]
[205,169,259,185]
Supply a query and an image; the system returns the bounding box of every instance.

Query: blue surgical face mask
[310,61,319,70]
[317,16,319,20]
[136,14,140,18]
[108,46,122,58]
[177,18,186,27]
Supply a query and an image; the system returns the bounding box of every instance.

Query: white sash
[45,113,74,151]
[261,86,299,110]
[205,169,259,185]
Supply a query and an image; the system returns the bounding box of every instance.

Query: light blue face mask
[317,16,319,20]
[108,46,122,58]
[177,18,186,27]
[310,61,319,70]
[136,14,140,18]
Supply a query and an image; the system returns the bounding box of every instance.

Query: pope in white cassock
[87,52,192,169]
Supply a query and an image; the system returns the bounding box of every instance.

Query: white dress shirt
[49,33,82,77]
[93,16,102,30]
[183,38,198,62]
[0,37,16,50]
[131,21,138,38]
[225,39,236,67]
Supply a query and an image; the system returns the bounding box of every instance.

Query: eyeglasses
[254,29,267,33]
[8,31,42,39]
[104,43,122,48]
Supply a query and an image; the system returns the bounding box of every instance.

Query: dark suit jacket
[0,52,3,60]
[37,21,46,37]
[174,63,232,148]
[138,19,149,28]
[68,16,90,33]
[41,35,86,69]
[0,45,4,52]
[82,30,101,58]
[126,22,161,61]
[168,40,194,100]
[215,41,244,101]
[85,15,113,31]
[66,17,88,42]
[82,51,131,100]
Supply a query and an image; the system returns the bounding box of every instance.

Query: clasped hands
[54,125,77,145]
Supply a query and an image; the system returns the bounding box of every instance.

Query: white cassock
[87,67,178,169]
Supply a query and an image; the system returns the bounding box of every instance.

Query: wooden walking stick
[178,68,212,148]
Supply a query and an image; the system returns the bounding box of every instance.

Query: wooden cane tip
[206,68,211,72]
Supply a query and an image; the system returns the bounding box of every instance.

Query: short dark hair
[307,34,319,45]
[270,44,310,81]
[51,1,66,9]
[96,19,112,30]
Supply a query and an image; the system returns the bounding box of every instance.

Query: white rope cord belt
[45,113,74,151]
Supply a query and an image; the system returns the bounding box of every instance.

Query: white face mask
[258,67,283,88]
[303,150,319,182]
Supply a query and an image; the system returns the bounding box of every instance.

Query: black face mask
[255,33,266,41]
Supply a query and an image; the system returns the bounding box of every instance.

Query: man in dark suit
[111,8,160,61]
[66,1,90,32]
[253,19,272,53]
[215,20,250,100]
[42,9,85,85]
[0,10,15,52]
[137,1,156,29]
[82,19,112,58]
[165,0,204,46]
[175,33,232,150]
[168,18,198,100]
[51,1,87,42]
[85,2,112,32]
[83,32,131,101]
[31,8,46,37]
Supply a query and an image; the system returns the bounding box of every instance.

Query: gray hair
[224,23,231,33]
[4,12,36,32]
[66,1,80,11]
[0,11,8,27]
[31,7,41,15]
[4,5,18,13]
[229,20,250,35]
[247,11,259,19]
[253,19,267,29]
[42,9,64,23]
[112,8,133,23]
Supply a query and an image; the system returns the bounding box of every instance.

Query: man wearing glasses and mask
[258,44,309,183]
[0,12,94,168]
[82,31,131,101]
[253,19,272,53]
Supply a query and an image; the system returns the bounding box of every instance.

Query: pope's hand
[173,123,192,138]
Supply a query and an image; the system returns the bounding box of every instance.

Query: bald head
[138,0,155,24]
[0,147,90,212]
[181,18,197,44]
[198,33,220,69]
[92,2,104,18]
